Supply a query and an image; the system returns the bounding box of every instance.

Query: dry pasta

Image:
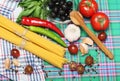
[0,15,65,57]
[0,27,68,68]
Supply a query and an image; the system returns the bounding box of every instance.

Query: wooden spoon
[70,11,113,60]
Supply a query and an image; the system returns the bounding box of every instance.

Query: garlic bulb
[64,24,81,42]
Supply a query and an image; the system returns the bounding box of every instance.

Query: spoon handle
[81,24,113,59]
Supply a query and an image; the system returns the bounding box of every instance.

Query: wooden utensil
[70,11,113,60]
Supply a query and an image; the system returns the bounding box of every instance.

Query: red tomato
[68,44,78,54]
[69,61,77,71]
[24,65,33,74]
[98,32,107,41]
[78,0,98,18]
[11,48,20,58]
[90,12,109,31]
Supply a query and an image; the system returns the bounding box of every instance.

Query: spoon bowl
[70,11,84,26]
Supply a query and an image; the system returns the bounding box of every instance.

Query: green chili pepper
[24,26,67,47]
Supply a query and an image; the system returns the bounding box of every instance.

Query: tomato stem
[86,0,92,7]
[98,18,106,27]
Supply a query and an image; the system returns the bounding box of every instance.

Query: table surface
[0,0,120,81]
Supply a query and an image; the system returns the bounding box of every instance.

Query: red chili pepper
[21,17,64,37]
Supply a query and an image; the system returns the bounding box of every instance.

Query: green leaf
[16,7,35,23]
[19,2,31,8]
[18,0,33,7]
[17,0,50,21]
[32,6,41,18]
[27,1,37,9]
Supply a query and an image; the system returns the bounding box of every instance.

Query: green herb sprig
[16,0,50,23]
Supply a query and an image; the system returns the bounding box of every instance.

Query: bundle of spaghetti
[0,27,68,68]
[0,15,65,57]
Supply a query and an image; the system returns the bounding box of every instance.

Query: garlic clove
[12,59,20,67]
[82,37,93,46]
[80,43,88,55]
[4,58,11,69]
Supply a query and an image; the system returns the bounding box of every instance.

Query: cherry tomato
[24,65,33,74]
[78,0,98,18]
[11,48,20,58]
[91,12,109,31]
[68,44,78,54]
[76,64,85,74]
[98,32,107,41]
[85,55,94,66]
[69,61,77,71]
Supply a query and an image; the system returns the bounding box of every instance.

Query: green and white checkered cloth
[43,0,120,81]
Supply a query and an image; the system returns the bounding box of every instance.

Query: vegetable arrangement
[4,49,21,70]
[16,0,50,23]
[68,55,94,75]
[21,17,64,37]
[0,24,67,69]
[0,15,65,57]
[78,0,109,42]
[1,0,113,76]
[70,11,113,59]
[0,15,69,69]
[63,0,113,75]
[21,16,66,47]
[69,61,85,74]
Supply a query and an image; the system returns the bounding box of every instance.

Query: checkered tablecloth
[43,0,120,81]
[0,0,120,81]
